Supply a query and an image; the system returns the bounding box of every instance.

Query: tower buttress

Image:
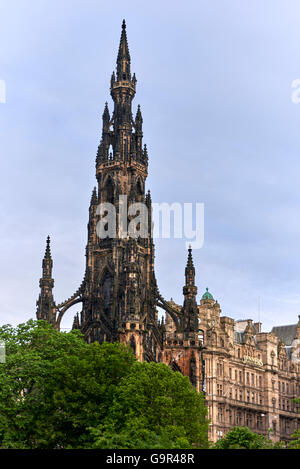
[182,247,198,334]
[36,236,56,326]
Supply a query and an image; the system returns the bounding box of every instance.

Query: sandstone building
[36,21,300,443]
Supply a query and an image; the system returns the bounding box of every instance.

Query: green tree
[287,399,300,449]
[0,320,209,449]
[90,361,209,449]
[0,320,135,448]
[287,430,300,449]
[214,426,276,449]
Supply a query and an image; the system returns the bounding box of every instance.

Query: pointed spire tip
[44,235,52,260]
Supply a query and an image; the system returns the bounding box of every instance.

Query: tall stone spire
[76,19,159,362]
[36,236,56,326]
[110,20,137,133]
[182,247,198,334]
[43,235,52,277]
[185,245,195,287]
[116,19,131,81]
[102,101,110,131]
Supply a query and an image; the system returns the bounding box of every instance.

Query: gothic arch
[56,296,83,330]
[83,319,112,343]
[102,175,115,204]
[98,261,114,281]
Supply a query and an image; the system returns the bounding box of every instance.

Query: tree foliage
[287,430,300,449]
[213,426,284,449]
[90,361,209,449]
[0,320,209,449]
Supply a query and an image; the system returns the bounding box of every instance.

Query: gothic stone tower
[35,22,300,443]
[36,236,56,325]
[36,21,164,362]
[36,21,203,363]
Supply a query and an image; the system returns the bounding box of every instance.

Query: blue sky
[1,0,300,331]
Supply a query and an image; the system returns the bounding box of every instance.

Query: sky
[1,0,300,331]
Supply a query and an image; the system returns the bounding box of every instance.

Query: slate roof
[271,324,298,346]
[234,331,244,344]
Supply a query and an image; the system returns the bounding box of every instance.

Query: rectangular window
[236,412,242,425]
[285,420,290,433]
[257,416,263,429]
[218,406,223,422]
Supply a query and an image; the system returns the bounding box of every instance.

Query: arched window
[104,177,114,205]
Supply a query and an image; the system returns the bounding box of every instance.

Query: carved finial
[91,187,97,205]
[102,102,110,122]
[186,245,194,269]
[45,235,52,259]
[145,189,152,207]
[143,143,148,160]
[136,104,142,119]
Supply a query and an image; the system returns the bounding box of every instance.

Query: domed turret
[201,287,214,300]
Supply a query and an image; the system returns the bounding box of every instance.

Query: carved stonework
[35,21,300,445]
